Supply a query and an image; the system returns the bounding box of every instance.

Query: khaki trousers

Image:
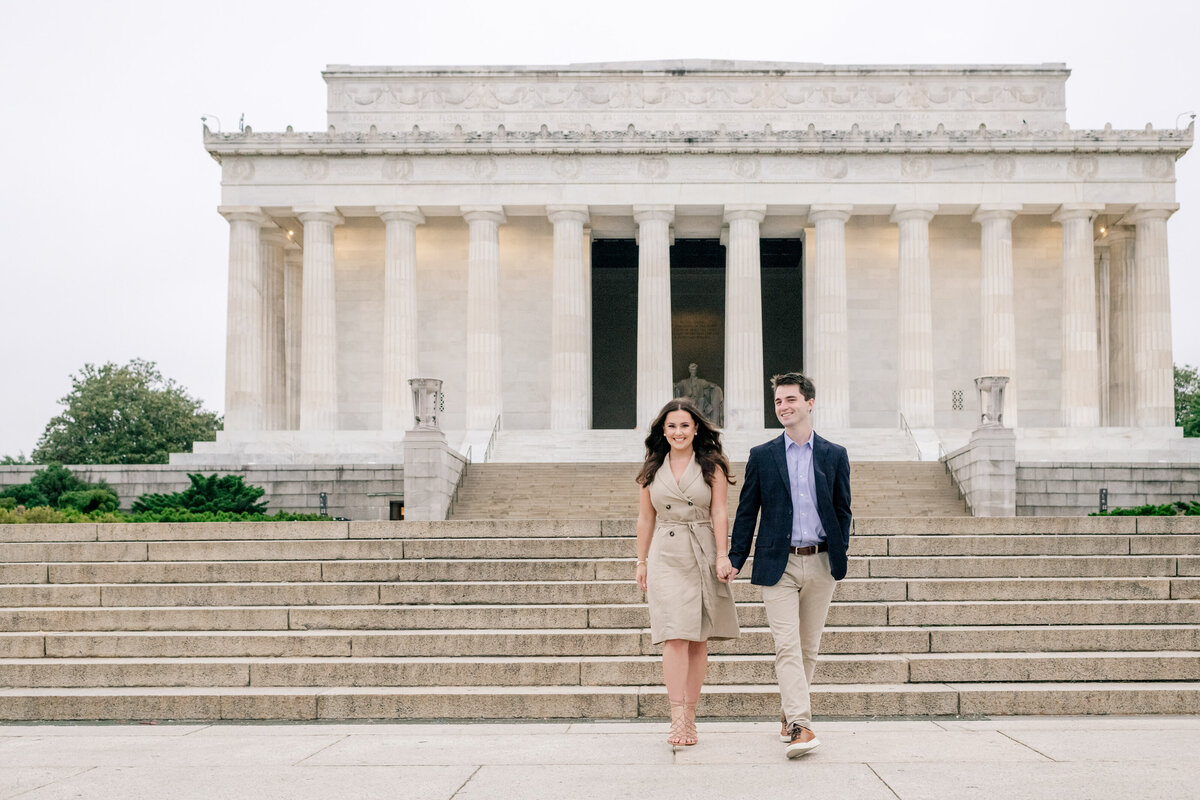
[761,551,837,730]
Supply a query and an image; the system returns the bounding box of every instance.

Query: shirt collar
[784,430,815,452]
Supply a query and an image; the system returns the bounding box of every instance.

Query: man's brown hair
[770,372,815,402]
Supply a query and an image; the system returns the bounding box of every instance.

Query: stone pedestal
[1122,204,1178,428]
[892,205,938,429]
[378,206,425,431]
[1052,203,1104,427]
[807,205,853,429]
[723,205,766,430]
[462,206,506,430]
[633,205,674,428]
[547,205,591,430]
[296,207,344,430]
[947,426,1017,516]
[221,206,269,432]
[974,205,1021,428]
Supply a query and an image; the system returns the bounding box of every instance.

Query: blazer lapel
[769,434,790,497]
[812,433,830,505]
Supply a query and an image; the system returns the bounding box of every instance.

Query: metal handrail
[897,412,922,460]
[483,415,502,463]
[448,445,472,516]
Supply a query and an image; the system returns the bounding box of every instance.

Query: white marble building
[176,61,1195,465]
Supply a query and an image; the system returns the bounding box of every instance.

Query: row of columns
[222,200,1177,434]
[805,202,1176,430]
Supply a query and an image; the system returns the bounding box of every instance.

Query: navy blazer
[729,432,852,584]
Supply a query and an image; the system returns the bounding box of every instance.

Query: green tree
[1178,364,1200,438]
[1,453,31,465]
[31,360,221,465]
[0,463,119,510]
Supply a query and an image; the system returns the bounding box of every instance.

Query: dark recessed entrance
[591,237,803,430]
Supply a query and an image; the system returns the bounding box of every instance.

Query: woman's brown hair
[636,398,736,488]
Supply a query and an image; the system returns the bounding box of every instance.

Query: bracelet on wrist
[636,559,647,565]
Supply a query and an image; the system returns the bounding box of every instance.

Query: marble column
[378,206,425,431]
[462,206,506,430]
[1095,246,1111,425]
[1123,203,1179,427]
[807,205,853,429]
[1104,227,1137,426]
[633,205,674,428]
[259,227,287,431]
[1052,204,1104,427]
[295,207,343,430]
[283,243,303,430]
[547,205,591,430]
[221,206,269,431]
[973,204,1022,428]
[891,204,938,429]
[723,205,767,430]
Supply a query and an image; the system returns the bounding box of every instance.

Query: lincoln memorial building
[177,61,1196,468]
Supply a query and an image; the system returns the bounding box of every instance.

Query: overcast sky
[1,0,1197,457]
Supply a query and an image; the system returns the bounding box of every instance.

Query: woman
[635,398,740,747]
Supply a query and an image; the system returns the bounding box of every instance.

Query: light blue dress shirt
[785,431,826,547]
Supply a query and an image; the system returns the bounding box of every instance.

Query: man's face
[774,384,814,428]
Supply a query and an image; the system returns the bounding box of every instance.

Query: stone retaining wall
[0,465,404,521]
[1017,463,1200,516]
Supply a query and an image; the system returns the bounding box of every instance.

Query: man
[722,372,852,758]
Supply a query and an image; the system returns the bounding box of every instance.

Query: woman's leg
[682,640,708,739]
[661,639,695,745]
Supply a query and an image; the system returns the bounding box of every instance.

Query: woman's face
[663,409,696,452]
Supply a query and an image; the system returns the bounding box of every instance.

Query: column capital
[722,204,766,224]
[890,204,938,224]
[461,205,506,224]
[546,205,590,225]
[1051,203,1104,224]
[1118,202,1180,226]
[632,205,675,224]
[294,207,344,226]
[259,227,290,247]
[807,204,853,223]
[218,205,268,225]
[376,206,425,225]
[972,204,1022,223]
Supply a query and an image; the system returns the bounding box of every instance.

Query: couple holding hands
[634,372,852,757]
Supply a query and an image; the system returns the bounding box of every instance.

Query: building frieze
[204,124,1193,162]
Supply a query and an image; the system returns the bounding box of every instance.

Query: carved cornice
[204,124,1193,160]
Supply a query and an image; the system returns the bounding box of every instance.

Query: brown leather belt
[789,542,828,556]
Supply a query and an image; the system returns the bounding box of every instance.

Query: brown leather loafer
[785,723,820,758]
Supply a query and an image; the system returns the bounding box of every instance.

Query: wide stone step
[3,682,1198,720]
[0,653,903,688]
[9,624,1198,660]
[2,576,1188,605]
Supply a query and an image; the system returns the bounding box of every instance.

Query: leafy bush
[0,505,327,524]
[0,463,115,509]
[0,497,15,511]
[132,473,268,515]
[57,488,120,513]
[1093,501,1200,516]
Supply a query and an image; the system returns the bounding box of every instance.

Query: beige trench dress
[646,454,741,645]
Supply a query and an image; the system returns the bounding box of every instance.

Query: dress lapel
[677,454,702,496]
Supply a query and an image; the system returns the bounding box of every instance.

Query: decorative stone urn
[409,378,444,431]
[974,376,1011,428]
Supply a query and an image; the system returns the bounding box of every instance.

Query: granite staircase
[448,461,969,519]
[1,517,1198,720]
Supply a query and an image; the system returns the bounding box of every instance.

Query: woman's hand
[636,561,648,592]
[716,555,734,582]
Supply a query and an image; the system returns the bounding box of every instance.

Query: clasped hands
[716,556,738,583]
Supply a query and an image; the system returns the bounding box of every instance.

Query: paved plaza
[1,715,1197,799]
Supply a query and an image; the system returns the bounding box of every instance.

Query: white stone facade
[176,61,1193,465]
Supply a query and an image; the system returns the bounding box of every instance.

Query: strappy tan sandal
[683,698,699,745]
[667,700,696,746]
